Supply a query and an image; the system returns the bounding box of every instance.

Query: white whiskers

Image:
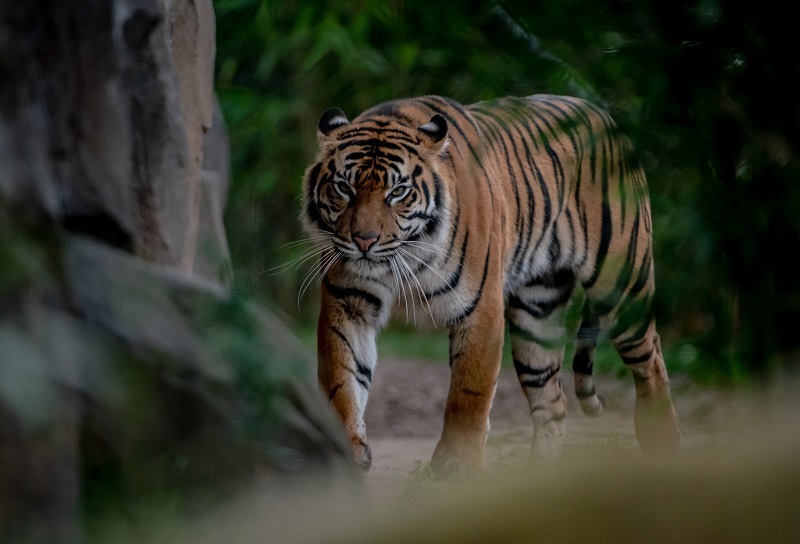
[388,257,411,323]
[394,252,436,324]
[400,239,441,254]
[396,246,455,293]
[261,232,335,276]
[263,231,343,308]
[267,230,454,323]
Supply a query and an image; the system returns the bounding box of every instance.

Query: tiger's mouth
[336,239,398,262]
[328,232,413,278]
[341,252,392,279]
[350,250,394,266]
[352,252,382,264]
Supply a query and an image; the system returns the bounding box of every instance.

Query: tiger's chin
[343,256,391,280]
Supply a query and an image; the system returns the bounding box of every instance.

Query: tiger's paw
[529,412,566,459]
[351,436,372,470]
[577,393,607,417]
[530,431,565,459]
[429,455,482,480]
[430,437,484,480]
[634,399,681,457]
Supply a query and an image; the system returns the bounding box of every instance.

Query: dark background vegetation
[214,0,800,381]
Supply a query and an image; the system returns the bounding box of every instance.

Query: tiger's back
[302,94,679,472]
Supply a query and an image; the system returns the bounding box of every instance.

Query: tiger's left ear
[418,114,448,155]
[317,107,349,147]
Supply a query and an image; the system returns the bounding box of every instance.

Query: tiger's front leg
[317,280,382,469]
[431,288,505,477]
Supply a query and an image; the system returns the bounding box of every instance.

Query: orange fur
[302,95,679,472]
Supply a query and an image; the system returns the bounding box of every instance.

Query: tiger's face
[302,106,450,279]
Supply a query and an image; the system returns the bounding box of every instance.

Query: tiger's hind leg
[582,273,680,456]
[613,317,681,456]
[508,270,575,458]
[572,310,606,417]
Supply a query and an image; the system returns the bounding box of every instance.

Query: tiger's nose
[353,231,378,252]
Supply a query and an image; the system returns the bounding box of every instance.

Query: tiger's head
[302,104,451,279]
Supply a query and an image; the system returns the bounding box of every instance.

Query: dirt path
[364,359,755,506]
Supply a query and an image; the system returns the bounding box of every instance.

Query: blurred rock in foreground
[0,1,354,542]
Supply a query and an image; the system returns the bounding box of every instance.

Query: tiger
[301,94,680,474]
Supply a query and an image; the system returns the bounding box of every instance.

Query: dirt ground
[363,359,758,507]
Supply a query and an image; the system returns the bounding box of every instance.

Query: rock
[0,0,221,271]
[0,1,354,541]
[194,97,234,284]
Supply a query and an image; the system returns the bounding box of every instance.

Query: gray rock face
[0,1,353,542]
[0,0,228,274]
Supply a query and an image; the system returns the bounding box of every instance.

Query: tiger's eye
[390,186,410,199]
[334,180,353,197]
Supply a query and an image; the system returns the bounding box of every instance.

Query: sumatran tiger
[300,94,680,474]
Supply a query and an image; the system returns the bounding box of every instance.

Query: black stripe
[575,386,597,399]
[576,207,589,268]
[352,374,369,390]
[475,109,529,272]
[509,295,546,320]
[304,162,324,227]
[362,138,401,150]
[405,210,434,221]
[418,98,476,153]
[628,242,652,300]
[576,315,600,344]
[620,348,654,365]
[594,211,641,318]
[524,108,567,216]
[561,100,603,273]
[323,276,382,315]
[400,142,419,155]
[379,151,404,163]
[515,363,559,388]
[427,230,468,298]
[447,245,490,325]
[509,283,573,320]
[554,102,594,251]
[534,97,584,157]
[443,96,482,132]
[432,172,443,211]
[528,153,552,257]
[527,268,574,288]
[423,216,439,237]
[618,142,628,227]
[338,127,417,143]
[418,98,493,205]
[572,348,594,375]
[330,326,373,386]
[611,300,654,346]
[584,136,613,289]
[616,333,648,353]
[344,151,368,161]
[419,180,431,208]
[536,286,574,315]
[563,207,576,264]
[356,361,372,382]
[515,138,538,271]
[328,383,343,401]
[548,227,561,264]
[363,102,415,123]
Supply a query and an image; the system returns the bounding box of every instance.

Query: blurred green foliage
[215,0,799,381]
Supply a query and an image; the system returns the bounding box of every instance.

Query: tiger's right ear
[418,114,448,156]
[317,107,349,146]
